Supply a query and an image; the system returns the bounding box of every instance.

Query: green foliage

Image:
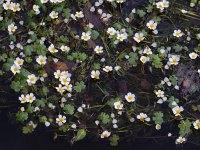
[23,125,34,134]
[74,81,86,93]
[178,120,192,136]
[137,9,146,17]
[98,112,111,124]
[153,112,164,125]
[109,135,119,146]
[16,111,28,122]
[75,129,86,141]
[128,52,138,66]
[63,104,75,115]
[150,54,163,68]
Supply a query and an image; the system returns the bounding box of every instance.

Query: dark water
[0,112,199,150]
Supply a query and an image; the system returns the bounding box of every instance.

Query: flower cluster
[0,0,200,147]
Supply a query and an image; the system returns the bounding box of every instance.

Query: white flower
[181,9,188,14]
[193,120,200,130]
[10,64,21,75]
[116,0,126,3]
[45,121,50,127]
[70,14,77,20]
[125,92,136,102]
[8,23,17,33]
[173,29,183,38]
[48,44,58,53]
[26,93,36,103]
[146,20,157,30]
[172,106,184,116]
[114,101,123,110]
[137,113,150,122]
[189,52,198,59]
[11,2,21,12]
[140,56,149,64]
[77,107,83,112]
[176,136,186,144]
[3,1,11,10]
[41,0,49,3]
[156,2,164,10]
[117,33,127,42]
[103,66,113,72]
[162,0,169,8]
[56,84,66,94]
[169,55,180,65]
[155,124,161,130]
[61,71,71,78]
[107,27,116,36]
[81,32,91,41]
[133,32,144,43]
[65,84,73,92]
[33,5,40,12]
[91,70,100,79]
[36,55,47,65]
[101,130,111,138]
[54,70,62,79]
[60,45,70,52]
[94,46,104,54]
[59,76,71,85]
[143,47,152,55]
[27,74,38,85]
[155,90,164,98]
[71,123,77,129]
[49,11,58,19]
[75,11,84,18]
[114,66,121,71]
[14,57,24,66]
[19,94,27,103]
[56,115,66,126]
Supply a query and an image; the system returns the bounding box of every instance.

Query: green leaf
[59,125,69,132]
[109,135,119,146]
[35,98,47,108]
[16,111,28,122]
[63,104,75,115]
[23,125,34,134]
[99,112,111,124]
[41,86,49,96]
[168,96,179,108]
[74,81,86,93]
[153,112,164,124]
[24,45,34,56]
[128,52,138,66]
[136,9,146,17]
[75,129,86,141]
[91,30,99,40]
[150,54,163,68]
[11,81,22,92]
[178,119,192,136]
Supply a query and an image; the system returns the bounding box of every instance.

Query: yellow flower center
[30,77,35,82]
[52,13,57,18]
[14,67,18,72]
[175,109,181,115]
[140,116,145,121]
[128,96,132,101]
[196,122,200,128]
[94,73,99,79]
[59,118,64,122]
[172,59,177,64]
[149,24,155,29]
[137,36,142,41]
[13,5,18,11]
